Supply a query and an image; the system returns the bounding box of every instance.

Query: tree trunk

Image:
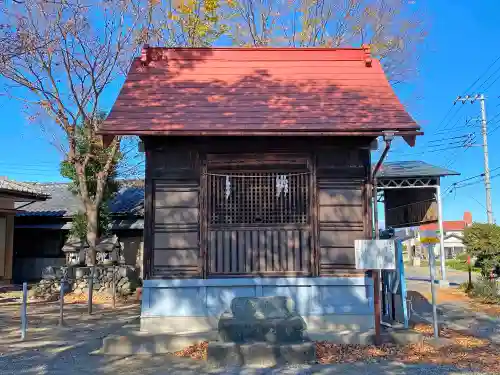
[86,204,98,266]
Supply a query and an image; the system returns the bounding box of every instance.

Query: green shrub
[463,223,500,276]
[465,275,500,304]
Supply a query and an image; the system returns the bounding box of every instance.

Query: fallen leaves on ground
[316,324,500,372]
[63,293,113,305]
[173,341,208,360]
[173,324,500,372]
[63,292,139,305]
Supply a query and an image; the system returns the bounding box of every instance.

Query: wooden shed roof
[100,47,420,142]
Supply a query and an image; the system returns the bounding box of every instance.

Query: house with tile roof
[98,46,421,337]
[0,177,49,283]
[12,181,144,282]
[419,211,473,259]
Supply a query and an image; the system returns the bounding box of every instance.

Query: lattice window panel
[207,172,310,225]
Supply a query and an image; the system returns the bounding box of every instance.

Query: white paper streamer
[225,175,231,199]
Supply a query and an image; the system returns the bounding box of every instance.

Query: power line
[470,195,487,210]
[461,54,500,94]
[444,146,473,169]
[416,53,500,155]
[445,166,500,193]
[451,171,500,190]
[487,122,500,136]
[473,63,500,93]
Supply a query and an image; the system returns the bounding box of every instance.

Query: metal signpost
[355,239,396,344]
[420,229,440,338]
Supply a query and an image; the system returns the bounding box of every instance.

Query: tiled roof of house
[420,221,468,232]
[0,177,49,199]
[419,211,473,232]
[16,180,144,217]
[100,47,420,142]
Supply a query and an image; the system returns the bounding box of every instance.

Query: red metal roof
[100,47,420,139]
[419,212,473,232]
[420,221,468,232]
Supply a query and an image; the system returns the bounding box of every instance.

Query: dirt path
[407,280,500,344]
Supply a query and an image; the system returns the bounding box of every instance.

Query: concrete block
[308,330,375,345]
[383,329,423,345]
[438,280,450,288]
[207,341,316,367]
[426,337,454,349]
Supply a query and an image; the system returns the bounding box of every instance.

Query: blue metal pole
[397,240,409,329]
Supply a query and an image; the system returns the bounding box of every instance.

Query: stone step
[207,341,316,367]
[308,328,423,345]
[100,331,218,355]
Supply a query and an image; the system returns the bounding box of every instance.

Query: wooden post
[59,277,65,326]
[200,159,208,278]
[88,266,94,315]
[372,182,382,345]
[467,255,473,291]
[311,155,319,277]
[373,270,381,345]
[112,265,116,310]
[20,282,28,340]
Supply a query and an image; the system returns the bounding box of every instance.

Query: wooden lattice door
[205,158,313,276]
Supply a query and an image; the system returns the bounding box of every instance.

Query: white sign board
[355,239,396,270]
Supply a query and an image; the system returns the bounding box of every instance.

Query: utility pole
[455,94,494,223]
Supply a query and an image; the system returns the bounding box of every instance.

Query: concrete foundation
[140,314,374,335]
[140,277,374,336]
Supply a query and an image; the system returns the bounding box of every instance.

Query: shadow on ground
[407,288,500,344]
[0,295,495,374]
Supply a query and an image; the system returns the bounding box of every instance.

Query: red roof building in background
[100,46,420,143]
[420,211,473,232]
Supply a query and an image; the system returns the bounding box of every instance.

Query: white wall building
[419,212,473,259]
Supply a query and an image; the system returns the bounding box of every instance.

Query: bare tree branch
[0,0,144,264]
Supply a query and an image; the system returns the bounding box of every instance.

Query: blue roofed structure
[375,161,459,179]
[16,181,144,218]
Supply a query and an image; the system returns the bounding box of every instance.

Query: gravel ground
[0,291,495,375]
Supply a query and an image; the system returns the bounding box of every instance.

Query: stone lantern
[96,235,121,265]
[62,236,87,266]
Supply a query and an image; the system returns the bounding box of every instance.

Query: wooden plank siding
[143,137,372,279]
[208,229,310,276]
[147,141,201,278]
[316,148,370,275]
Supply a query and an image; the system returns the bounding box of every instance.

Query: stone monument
[207,296,316,366]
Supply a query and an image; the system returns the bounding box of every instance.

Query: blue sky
[384,0,500,224]
[1,1,500,224]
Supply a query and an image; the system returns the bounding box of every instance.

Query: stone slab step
[207,341,316,366]
[100,331,218,355]
[308,328,423,345]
